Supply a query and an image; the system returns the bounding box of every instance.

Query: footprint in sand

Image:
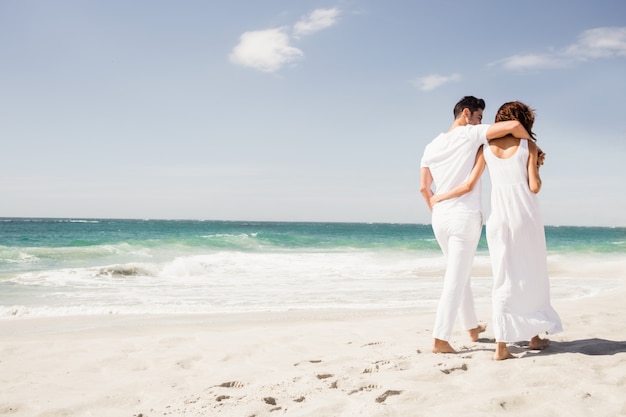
[216,381,244,388]
[363,359,385,373]
[375,390,402,403]
[293,359,322,366]
[348,384,379,395]
[263,396,285,411]
[439,363,468,374]
[183,397,200,404]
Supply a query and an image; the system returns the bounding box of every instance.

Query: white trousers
[431,208,482,341]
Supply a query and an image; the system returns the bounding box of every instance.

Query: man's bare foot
[432,338,457,354]
[494,342,516,361]
[529,335,550,350]
[469,324,487,342]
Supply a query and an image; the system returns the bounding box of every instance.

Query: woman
[431,101,562,360]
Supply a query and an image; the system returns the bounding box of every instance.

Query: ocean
[0,218,624,318]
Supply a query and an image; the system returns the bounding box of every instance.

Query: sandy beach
[1,282,626,417]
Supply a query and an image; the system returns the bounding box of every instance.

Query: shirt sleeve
[470,124,490,146]
[419,146,430,168]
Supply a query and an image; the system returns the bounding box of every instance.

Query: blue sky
[1,0,625,226]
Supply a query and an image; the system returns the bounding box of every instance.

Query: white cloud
[492,26,626,71]
[490,53,566,71]
[293,8,340,37]
[229,28,303,73]
[564,27,626,60]
[411,73,461,91]
[230,7,341,73]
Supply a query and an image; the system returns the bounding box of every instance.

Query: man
[420,96,533,354]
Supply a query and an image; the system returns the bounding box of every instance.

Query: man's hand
[537,148,546,167]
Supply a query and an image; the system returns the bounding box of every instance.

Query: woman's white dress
[483,139,562,342]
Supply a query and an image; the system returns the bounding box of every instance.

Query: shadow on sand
[524,338,626,357]
[475,338,626,357]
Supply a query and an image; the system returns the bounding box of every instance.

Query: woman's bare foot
[529,335,550,350]
[469,324,487,342]
[494,342,516,361]
[432,338,457,354]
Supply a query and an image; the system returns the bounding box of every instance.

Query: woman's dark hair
[494,101,537,140]
[453,96,486,119]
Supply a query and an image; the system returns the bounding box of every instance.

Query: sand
[1,283,626,417]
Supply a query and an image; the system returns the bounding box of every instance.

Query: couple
[419,96,563,361]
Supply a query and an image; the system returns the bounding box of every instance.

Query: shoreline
[2,273,623,320]
[2,283,626,416]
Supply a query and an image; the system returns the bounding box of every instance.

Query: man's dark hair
[453,96,486,119]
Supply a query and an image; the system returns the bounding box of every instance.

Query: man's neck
[447,117,466,132]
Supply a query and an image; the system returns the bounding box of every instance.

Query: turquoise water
[0,218,624,317]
